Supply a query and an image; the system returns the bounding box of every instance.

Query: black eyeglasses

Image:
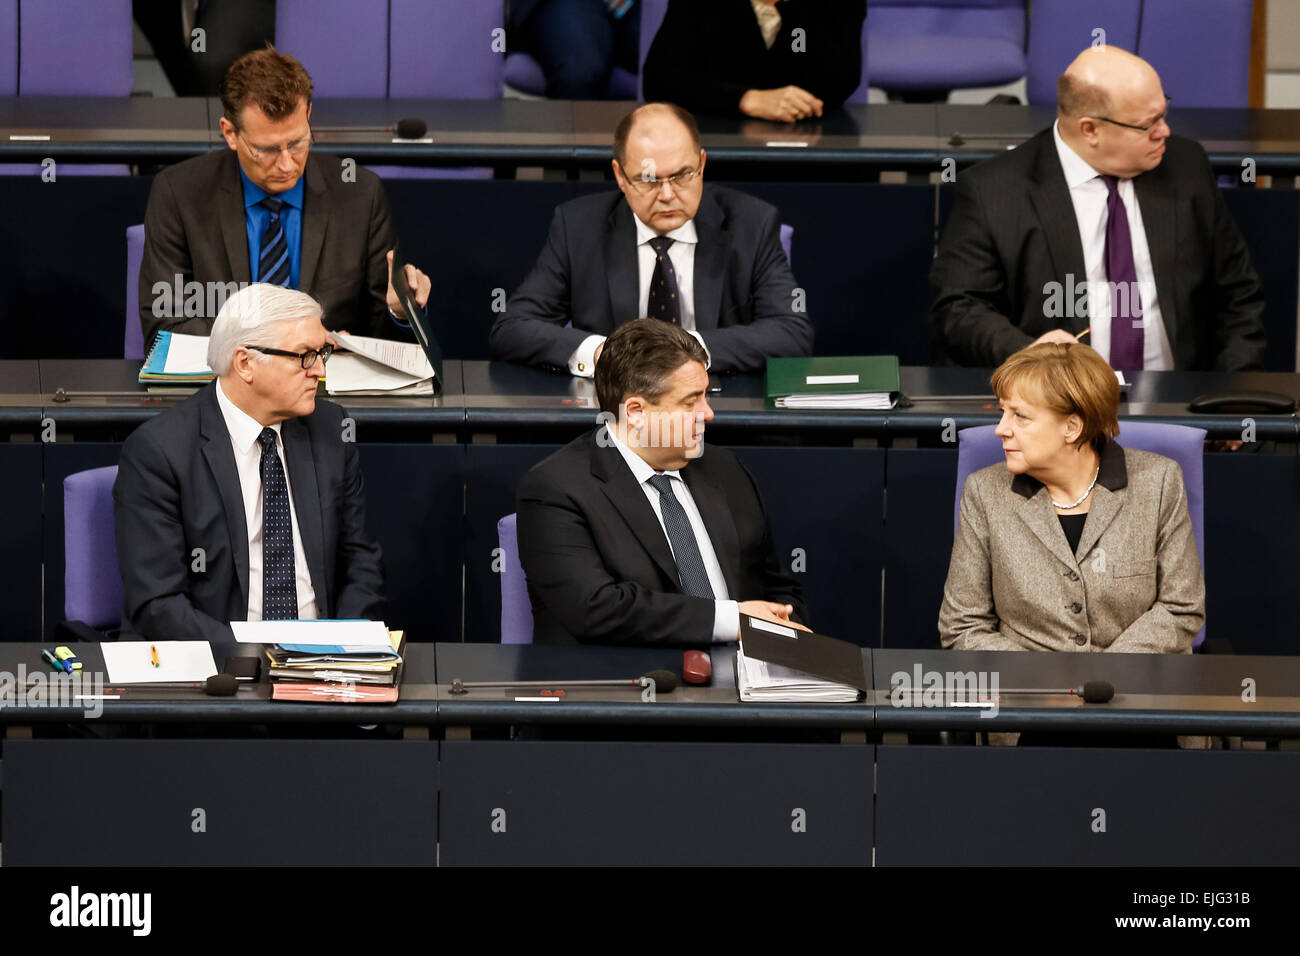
[245,343,334,369]
[1096,95,1172,133]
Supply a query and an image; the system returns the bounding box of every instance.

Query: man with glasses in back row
[115,284,387,641]
[931,45,1265,372]
[490,102,814,376]
[139,45,431,351]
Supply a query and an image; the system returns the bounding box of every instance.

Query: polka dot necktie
[646,474,714,599]
[647,235,681,326]
[258,197,291,288]
[259,427,298,620]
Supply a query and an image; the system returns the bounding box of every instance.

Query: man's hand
[1206,438,1245,452]
[737,600,812,640]
[739,85,824,123]
[1031,328,1080,347]
[385,249,431,319]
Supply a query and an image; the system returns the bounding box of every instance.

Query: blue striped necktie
[258,197,291,288]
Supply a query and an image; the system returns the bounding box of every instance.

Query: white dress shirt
[605,426,740,643]
[567,216,712,377]
[1052,120,1174,371]
[214,379,319,620]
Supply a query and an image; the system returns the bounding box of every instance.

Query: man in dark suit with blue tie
[489,102,814,376]
[114,284,387,641]
[139,45,431,351]
[516,318,806,645]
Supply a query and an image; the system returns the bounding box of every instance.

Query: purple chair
[1025,0,1141,106]
[497,513,534,644]
[275,0,389,97]
[504,52,637,98]
[125,224,145,361]
[64,466,123,635]
[954,421,1206,647]
[779,223,793,265]
[389,0,504,98]
[19,0,132,95]
[868,0,1026,98]
[0,163,130,176]
[1137,0,1253,108]
[0,0,16,94]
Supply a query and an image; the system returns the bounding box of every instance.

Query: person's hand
[1206,438,1245,452]
[385,249,431,319]
[1031,328,1080,347]
[737,601,812,640]
[739,85,824,123]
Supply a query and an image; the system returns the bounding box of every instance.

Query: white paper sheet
[230,619,392,647]
[162,333,215,375]
[101,641,218,684]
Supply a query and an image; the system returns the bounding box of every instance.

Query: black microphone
[313,118,428,140]
[987,681,1116,703]
[448,670,679,695]
[643,669,679,693]
[204,674,239,696]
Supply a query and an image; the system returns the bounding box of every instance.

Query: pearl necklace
[1051,466,1100,509]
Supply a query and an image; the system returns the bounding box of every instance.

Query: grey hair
[206,283,323,375]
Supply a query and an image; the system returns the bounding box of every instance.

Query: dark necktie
[258,197,291,288]
[646,235,681,326]
[1101,175,1144,370]
[646,474,714,599]
[258,427,298,620]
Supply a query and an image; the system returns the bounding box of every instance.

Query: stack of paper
[231,620,404,699]
[735,646,859,702]
[324,333,436,396]
[138,331,216,385]
[766,355,899,410]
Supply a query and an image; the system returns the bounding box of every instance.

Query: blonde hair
[991,343,1120,451]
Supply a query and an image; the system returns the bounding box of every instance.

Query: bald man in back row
[489,102,814,376]
[931,45,1265,372]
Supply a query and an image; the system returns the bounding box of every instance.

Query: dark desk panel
[0,96,213,160]
[3,739,439,866]
[873,649,1300,736]
[876,745,1300,866]
[440,739,871,866]
[0,444,43,638]
[0,360,42,432]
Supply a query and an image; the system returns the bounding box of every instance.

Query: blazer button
[1069,602,1083,613]
[1065,570,1079,581]
[1073,634,1087,646]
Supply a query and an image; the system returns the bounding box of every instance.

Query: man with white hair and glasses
[114,284,386,641]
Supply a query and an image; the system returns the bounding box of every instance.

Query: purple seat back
[389,0,503,98]
[1138,0,1252,108]
[0,163,130,177]
[0,0,16,94]
[955,421,1206,647]
[497,513,534,644]
[504,53,636,98]
[64,465,122,629]
[125,224,145,361]
[276,0,390,97]
[637,0,669,100]
[19,0,132,95]
[869,1,1026,92]
[779,223,793,264]
[1026,0,1141,105]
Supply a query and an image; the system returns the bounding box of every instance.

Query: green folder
[765,355,900,409]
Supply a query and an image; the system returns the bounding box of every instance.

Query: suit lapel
[682,461,740,596]
[1027,137,1089,334]
[281,417,329,614]
[1015,487,1079,569]
[590,433,680,587]
[1134,171,1179,348]
[299,157,328,293]
[218,155,252,284]
[198,385,250,614]
[1075,485,1123,562]
[690,190,727,330]
[604,202,639,326]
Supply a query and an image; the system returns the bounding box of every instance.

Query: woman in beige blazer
[939,343,1205,653]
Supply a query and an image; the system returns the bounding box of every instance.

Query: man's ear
[218,116,239,151]
[623,395,645,424]
[697,148,706,176]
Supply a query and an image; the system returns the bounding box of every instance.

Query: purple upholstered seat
[389,0,503,98]
[276,0,389,97]
[0,0,16,95]
[954,421,1207,647]
[1137,0,1252,108]
[1026,0,1141,106]
[19,0,132,95]
[497,513,534,644]
[64,466,123,631]
[868,0,1026,95]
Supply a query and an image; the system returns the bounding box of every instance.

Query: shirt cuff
[567,334,606,378]
[712,599,740,643]
[685,329,713,370]
[388,305,412,329]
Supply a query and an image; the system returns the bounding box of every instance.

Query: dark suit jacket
[489,185,814,373]
[140,149,398,349]
[930,130,1266,371]
[113,382,386,641]
[516,428,805,645]
[642,0,866,115]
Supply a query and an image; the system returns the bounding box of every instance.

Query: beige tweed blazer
[939,440,1205,653]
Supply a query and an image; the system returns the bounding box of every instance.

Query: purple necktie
[1101,175,1144,371]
